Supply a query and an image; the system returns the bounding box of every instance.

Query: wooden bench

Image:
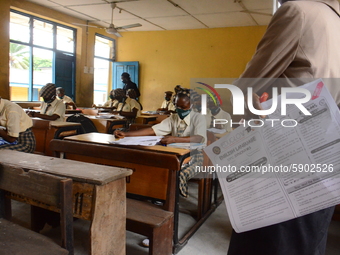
[127,198,173,255]
[49,136,189,254]
[0,163,73,255]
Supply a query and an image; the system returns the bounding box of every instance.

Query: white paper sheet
[204,79,340,233]
[109,136,163,146]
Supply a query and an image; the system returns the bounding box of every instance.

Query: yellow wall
[118,27,266,110]
[1,0,266,109]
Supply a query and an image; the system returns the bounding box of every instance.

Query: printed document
[204,79,340,233]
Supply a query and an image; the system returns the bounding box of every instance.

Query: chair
[0,163,74,255]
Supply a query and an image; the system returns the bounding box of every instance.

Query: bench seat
[0,219,68,255]
[127,198,174,255]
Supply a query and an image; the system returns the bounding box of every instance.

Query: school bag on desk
[66,113,98,133]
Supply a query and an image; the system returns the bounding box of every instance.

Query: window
[9,10,76,101]
[93,34,116,105]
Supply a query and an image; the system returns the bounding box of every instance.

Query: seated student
[111,88,141,127]
[157,91,176,112]
[56,87,77,109]
[0,97,36,153]
[27,83,65,122]
[127,89,143,110]
[206,96,232,132]
[114,88,206,197]
[174,85,183,95]
[191,91,232,133]
[93,89,119,109]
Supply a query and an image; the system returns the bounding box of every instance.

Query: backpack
[66,113,98,133]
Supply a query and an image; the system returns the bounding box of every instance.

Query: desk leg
[90,178,126,255]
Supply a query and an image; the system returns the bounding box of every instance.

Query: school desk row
[49,133,218,254]
[24,120,222,254]
[30,110,169,155]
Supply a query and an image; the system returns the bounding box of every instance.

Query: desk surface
[50,121,81,128]
[32,118,81,128]
[64,132,189,156]
[0,150,132,185]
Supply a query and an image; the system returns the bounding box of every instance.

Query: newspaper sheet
[204,79,340,233]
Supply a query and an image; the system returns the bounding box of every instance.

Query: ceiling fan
[74,2,142,37]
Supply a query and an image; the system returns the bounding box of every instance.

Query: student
[121,72,140,98]
[111,88,141,127]
[114,88,207,197]
[27,83,65,122]
[56,87,77,109]
[93,89,119,109]
[174,85,183,95]
[127,89,143,111]
[0,97,36,153]
[157,91,176,112]
[206,96,232,132]
[191,90,232,132]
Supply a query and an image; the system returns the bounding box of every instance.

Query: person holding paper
[114,88,207,197]
[228,1,340,255]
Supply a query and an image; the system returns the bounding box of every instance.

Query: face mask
[165,97,171,101]
[110,95,115,100]
[44,97,54,103]
[210,107,220,115]
[58,96,64,99]
[176,108,191,119]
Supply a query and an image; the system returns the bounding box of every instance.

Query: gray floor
[9,181,340,255]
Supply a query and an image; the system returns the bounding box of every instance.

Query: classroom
[1,0,340,255]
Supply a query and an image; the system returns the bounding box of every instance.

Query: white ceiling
[25,0,274,31]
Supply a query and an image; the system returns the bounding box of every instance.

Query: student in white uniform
[206,96,232,132]
[56,87,77,110]
[0,97,36,153]
[27,83,65,122]
[114,88,206,197]
[157,91,176,112]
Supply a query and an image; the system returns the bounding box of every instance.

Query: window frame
[9,9,76,102]
[93,33,116,105]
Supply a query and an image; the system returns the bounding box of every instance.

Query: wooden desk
[141,113,169,124]
[50,133,215,253]
[0,150,132,255]
[85,115,127,133]
[31,118,82,156]
[80,108,98,115]
[136,115,158,124]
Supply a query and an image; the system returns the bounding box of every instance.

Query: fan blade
[113,31,123,37]
[116,23,142,30]
[72,23,99,28]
